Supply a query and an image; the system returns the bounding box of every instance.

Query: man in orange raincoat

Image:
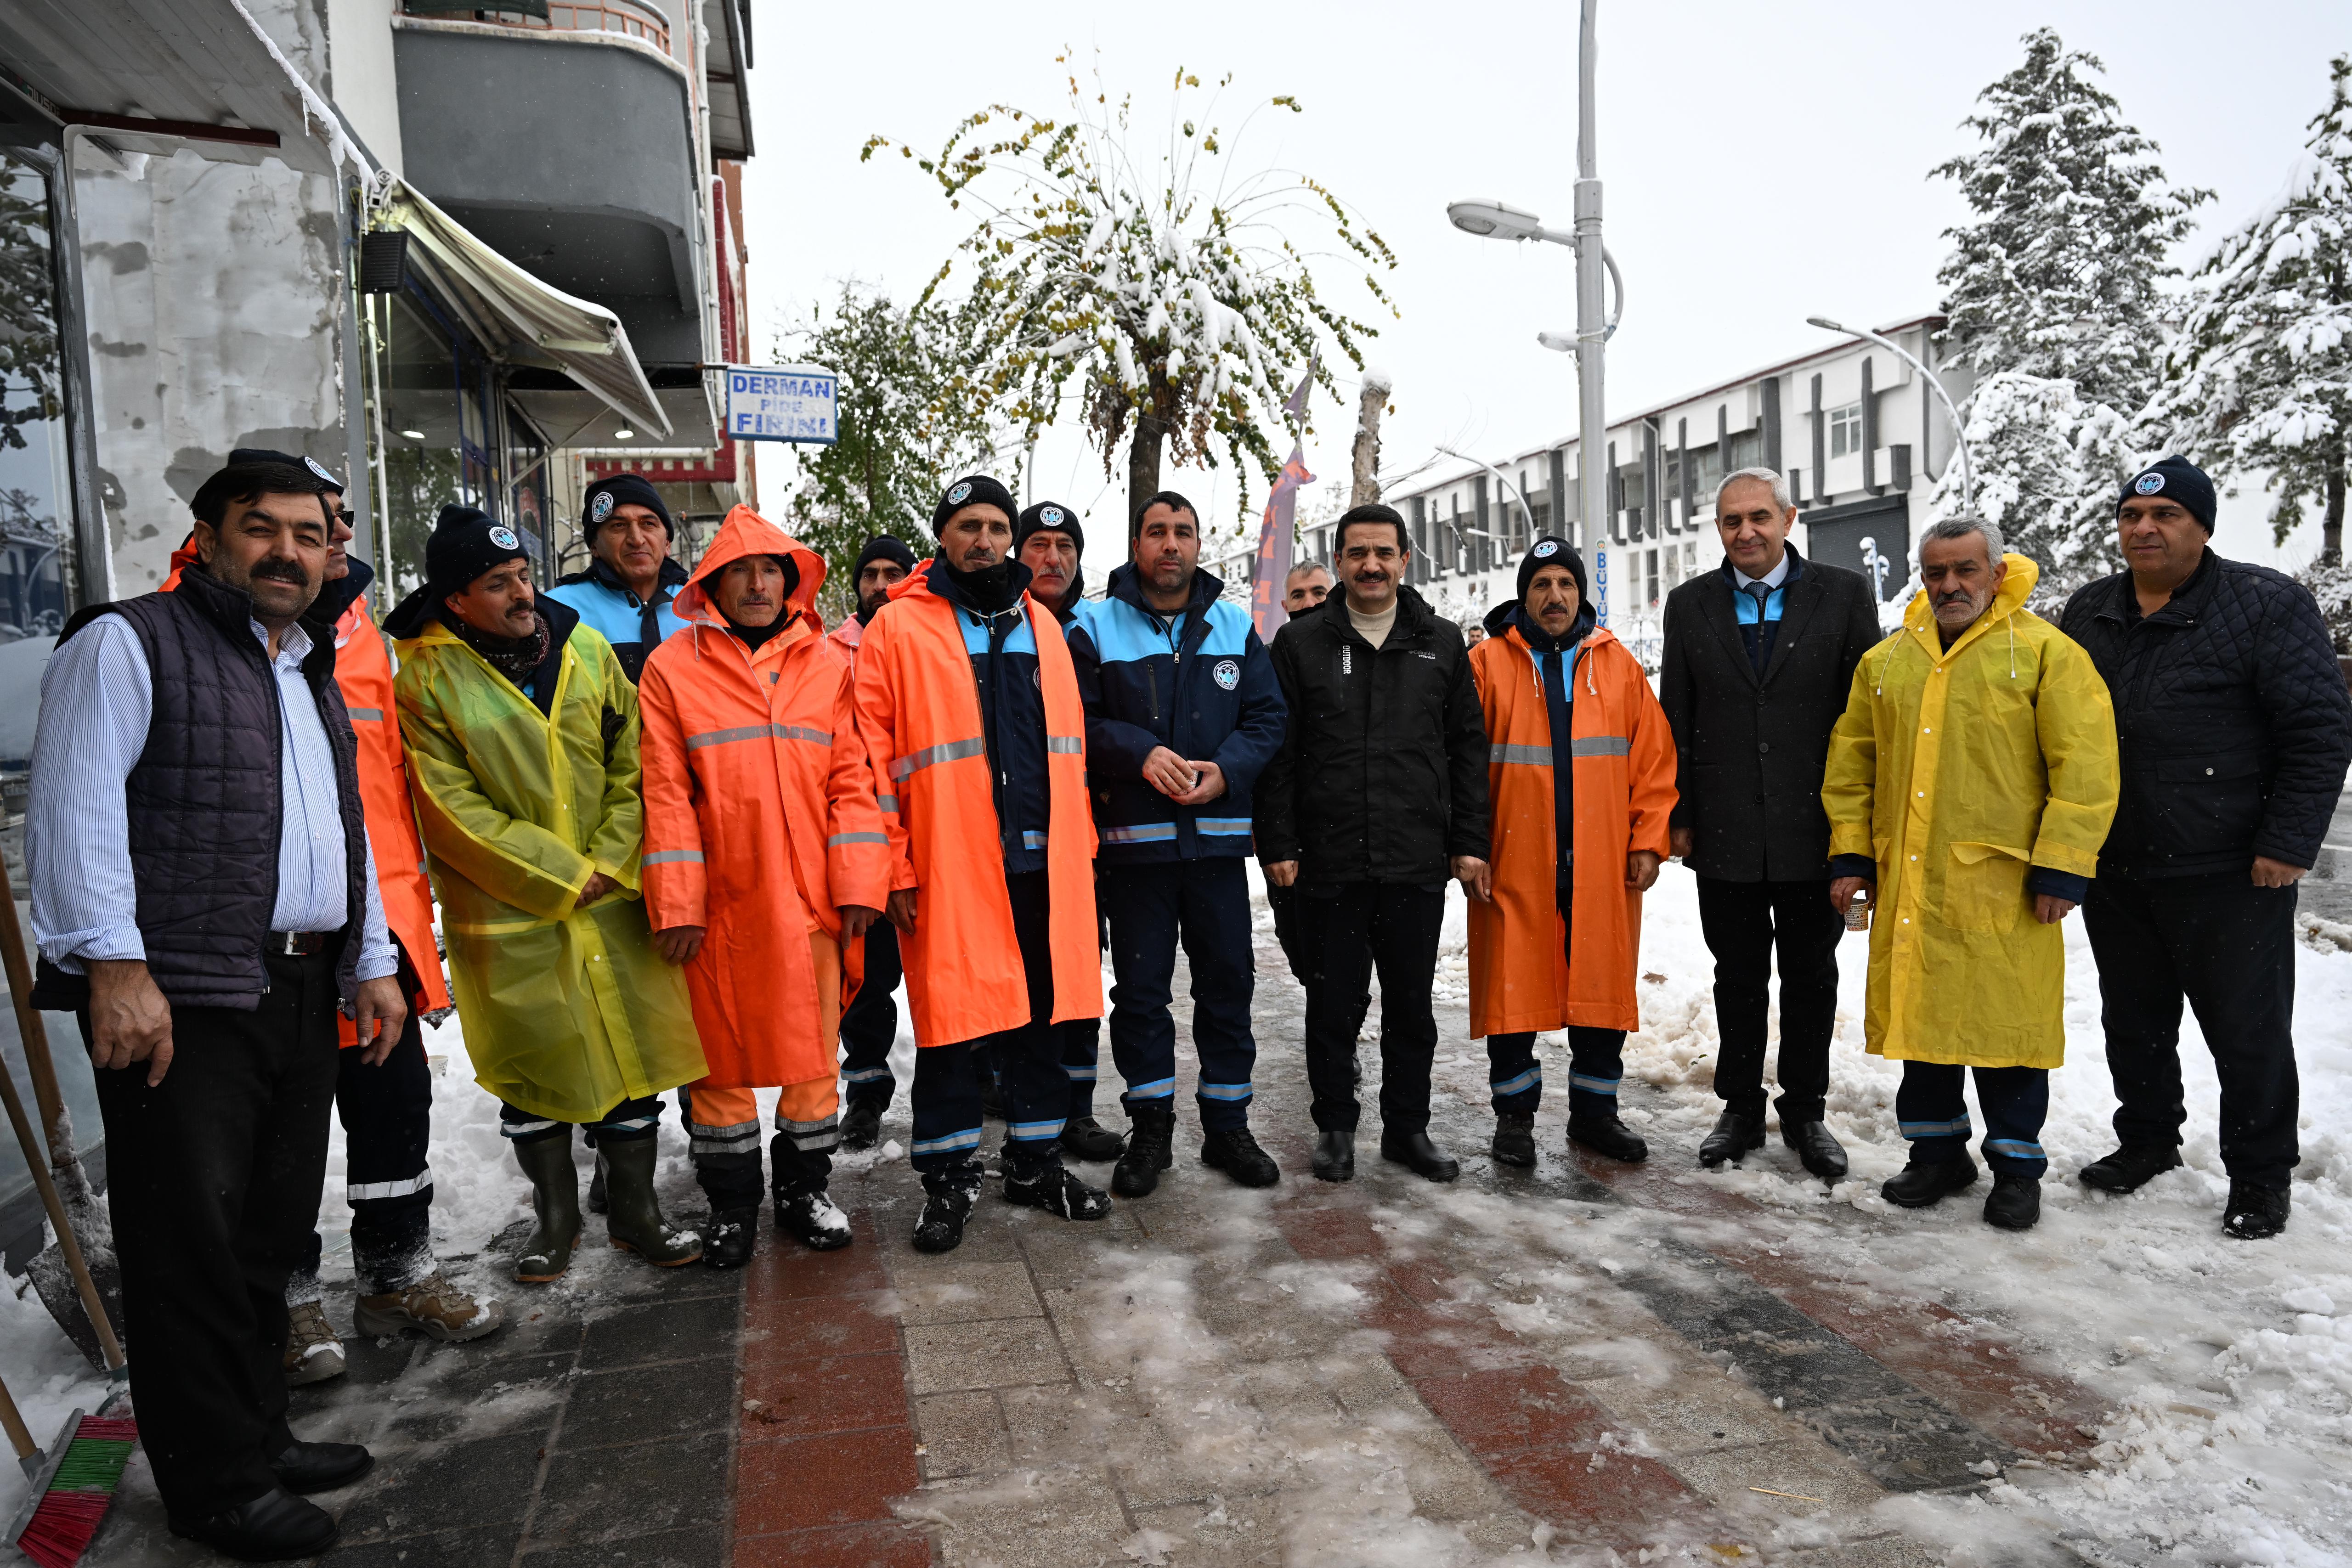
[1468,537,1678,1168]
[853,476,1111,1254]
[165,452,502,1386]
[638,508,891,1266]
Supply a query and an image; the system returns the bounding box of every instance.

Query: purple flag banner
[1251,443,1315,643]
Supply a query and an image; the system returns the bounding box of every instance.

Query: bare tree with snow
[863,61,1395,526]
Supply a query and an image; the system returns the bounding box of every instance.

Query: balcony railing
[402,1,671,60]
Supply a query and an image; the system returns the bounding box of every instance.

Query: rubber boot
[512,1132,582,1284]
[601,1137,702,1266]
[1112,1102,1176,1197]
[585,1150,608,1215]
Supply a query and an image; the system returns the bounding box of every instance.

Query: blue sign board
[726,366,839,445]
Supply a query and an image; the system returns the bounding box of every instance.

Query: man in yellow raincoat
[1823,517,2117,1232]
[387,505,707,1282]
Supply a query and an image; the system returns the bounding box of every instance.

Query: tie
[1743,582,1774,677]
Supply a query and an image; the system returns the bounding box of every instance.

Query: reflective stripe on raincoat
[638,505,890,1091]
[393,609,705,1122]
[1467,621,1677,1037]
[850,564,1100,1048]
[1821,554,2119,1069]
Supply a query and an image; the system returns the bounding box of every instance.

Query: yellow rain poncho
[393,607,705,1122]
[1821,554,2118,1070]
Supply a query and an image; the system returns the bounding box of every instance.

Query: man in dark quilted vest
[28,458,408,1561]
[2061,456,2352,1240]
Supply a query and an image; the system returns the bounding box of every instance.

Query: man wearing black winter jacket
[1255,503,1492,1184]
[2059,455,2352,1240]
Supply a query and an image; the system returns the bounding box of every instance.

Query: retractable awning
[376,179,672,439]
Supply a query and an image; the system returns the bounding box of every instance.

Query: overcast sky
[738,0,2347,574]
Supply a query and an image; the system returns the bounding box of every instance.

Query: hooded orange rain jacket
[1468,618,1677,1037]
[637,508,890,1089]
[851,564,1100,1048]
[165,542,451,1044]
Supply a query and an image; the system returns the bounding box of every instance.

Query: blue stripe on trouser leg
[1062,1016,1102,1122]
[909,1042,985,1173]
[1896,1060,2046,1174]
[1486,1031,1542,1113]
[1565,1027,1626,1120]
[1105,858,1261,1134]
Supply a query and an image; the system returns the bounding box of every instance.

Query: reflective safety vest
[638,506,890,1090]
[851,564,1100,1047]
[1467,621,1677,1037]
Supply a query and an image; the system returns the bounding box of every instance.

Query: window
[1828,402,1864,460]
[1645,548,1660,608]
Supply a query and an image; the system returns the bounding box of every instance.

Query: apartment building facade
[1306,318,1967,665]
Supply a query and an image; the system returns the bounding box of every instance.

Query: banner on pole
[1251,444,1315,643]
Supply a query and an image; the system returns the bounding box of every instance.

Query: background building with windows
[1303,318,1966,666]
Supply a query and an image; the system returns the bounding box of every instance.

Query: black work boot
[585,1149,608,1215]
[1200,1125,1280,1187]
[1060,1115,1127,1162]
[1491,1112,1537,1168]
[1983,1172,2041,1230]
[1567,1113,1649,1163]
[1882,1155,1979,1208]
[1003,1145,1113,1220]
[2222,1181,2290,1240]
[1781,1119,1849,1180]
[1311,1129,1356,1182]
[776,1186,854,1251]
[1699,1110,1764,1168]
[913,1162,984,1254]
[2079,1143,2182,1195]
[511,1131,582,1284]
[1380,1131,1461,1182]
[1112,1103,1176,1197]
[839,1098,884,1153]
[601,1138,701,1267]
[702,1207,758,1270]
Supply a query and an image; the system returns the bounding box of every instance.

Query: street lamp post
[1806,316,1973,512]
[1447,0,1614,620]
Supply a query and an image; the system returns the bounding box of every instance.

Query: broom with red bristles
[2,1387,137,1568]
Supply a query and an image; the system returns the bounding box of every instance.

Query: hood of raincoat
[1821,551,2120,1071]
[672,504,828,639]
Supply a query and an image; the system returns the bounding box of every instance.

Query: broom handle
[0,861,71,1184]
[0,1368,38,1463]
[0,1043,123,1373]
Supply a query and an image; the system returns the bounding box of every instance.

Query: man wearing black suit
[1659,468,1883,1177]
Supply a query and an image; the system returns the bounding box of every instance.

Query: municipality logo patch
[1041,505,1066,526]
[948,481,973,506]
[488,526,520,550]
[2135,472,2166,495]
[589,491,616,524]
[1533,540,1559,558]
[1213,658,1240,690]
[303,456,338,486]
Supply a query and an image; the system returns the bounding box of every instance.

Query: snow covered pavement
[16,857,2352,1564]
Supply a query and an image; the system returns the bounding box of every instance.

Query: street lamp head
[1447,198,1545,243]
[1536,330,1577,354]
[1805,316,1847,333]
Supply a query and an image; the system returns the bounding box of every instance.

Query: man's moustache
[249,562,308,583]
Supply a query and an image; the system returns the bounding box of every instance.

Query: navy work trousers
[910,870,1074,1172]
[1104,858,1258,1132]
[1896,1061,2049,1177]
